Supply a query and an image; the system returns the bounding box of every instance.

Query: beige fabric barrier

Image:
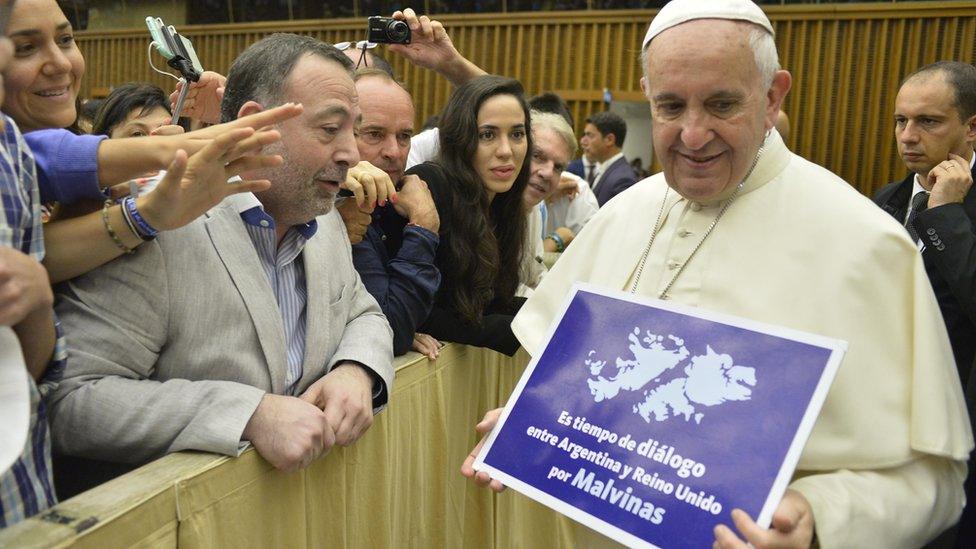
[0,345,596,548]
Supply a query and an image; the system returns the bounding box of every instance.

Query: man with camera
[345,8,503,358]
[342,68,443,359]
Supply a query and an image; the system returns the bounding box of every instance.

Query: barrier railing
[0,344,599,548]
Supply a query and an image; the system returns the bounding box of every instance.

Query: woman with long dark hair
[406,75,532,355]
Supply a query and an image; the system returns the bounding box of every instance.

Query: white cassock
[512,130,973,548]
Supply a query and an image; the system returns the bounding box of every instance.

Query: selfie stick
[171,79,190,124]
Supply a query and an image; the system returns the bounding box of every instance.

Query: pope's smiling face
[642,20,787,201]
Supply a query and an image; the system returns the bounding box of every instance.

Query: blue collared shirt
[0,115,66,527]
[352,204,440,356]
[235,195,317,395]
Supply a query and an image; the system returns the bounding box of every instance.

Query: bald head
[903,61,976,122]
[355,72,415,183]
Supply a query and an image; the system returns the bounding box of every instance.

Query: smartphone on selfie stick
[146,17,204,123]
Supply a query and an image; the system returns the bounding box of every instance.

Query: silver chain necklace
[629,146,765,299]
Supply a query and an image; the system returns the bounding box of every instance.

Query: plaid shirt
[0,115,66,528]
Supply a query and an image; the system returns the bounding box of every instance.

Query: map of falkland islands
[585,327,757,424]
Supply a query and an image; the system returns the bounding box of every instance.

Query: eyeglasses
[334,40,378,70]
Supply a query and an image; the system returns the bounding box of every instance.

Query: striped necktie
[905,190,929,244]
[586,163,597,186]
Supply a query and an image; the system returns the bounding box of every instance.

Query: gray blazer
[49,194,394,464]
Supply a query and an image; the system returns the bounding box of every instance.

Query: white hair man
[519,111,578,294]
[464,1,972,546]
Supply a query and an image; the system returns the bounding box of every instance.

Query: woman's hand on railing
[411,332,441,360]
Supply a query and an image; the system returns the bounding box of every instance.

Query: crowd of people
[1,0,974,546]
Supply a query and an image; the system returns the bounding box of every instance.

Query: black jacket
[873,162,976,387]
[874,163,976,388]
[874,160,976,547]
[405,162,524,356]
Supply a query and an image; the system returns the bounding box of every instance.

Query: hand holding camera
[385,9,453,70]
[367,16,411,45]
[169,71,227,125]
[386,8,486,87]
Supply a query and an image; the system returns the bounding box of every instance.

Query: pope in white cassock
[462,1,974,547]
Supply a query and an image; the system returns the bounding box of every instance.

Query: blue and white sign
[474,284,846,549]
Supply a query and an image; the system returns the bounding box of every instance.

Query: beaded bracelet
[123,196,159,239]
[101,200,135,255]
[545,231,565,253]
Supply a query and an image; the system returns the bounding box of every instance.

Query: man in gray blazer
[49,34,394,473]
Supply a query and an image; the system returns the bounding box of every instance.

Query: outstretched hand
[460,408,506,492]
[169,102,303,158]
[149,124,185,137]
[137,125,285,232]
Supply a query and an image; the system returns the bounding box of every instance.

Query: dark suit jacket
[567,158,585,179]
[874,160,976,548]
[873,162,976,386]
[593,155,639,206]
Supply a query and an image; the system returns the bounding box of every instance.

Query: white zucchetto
[642,0,774,50]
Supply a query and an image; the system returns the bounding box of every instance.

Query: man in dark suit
[566,156,586,180]
[579,111,638,205]
[873,61,976,547]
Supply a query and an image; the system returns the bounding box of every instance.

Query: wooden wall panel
[74,3,976,196]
